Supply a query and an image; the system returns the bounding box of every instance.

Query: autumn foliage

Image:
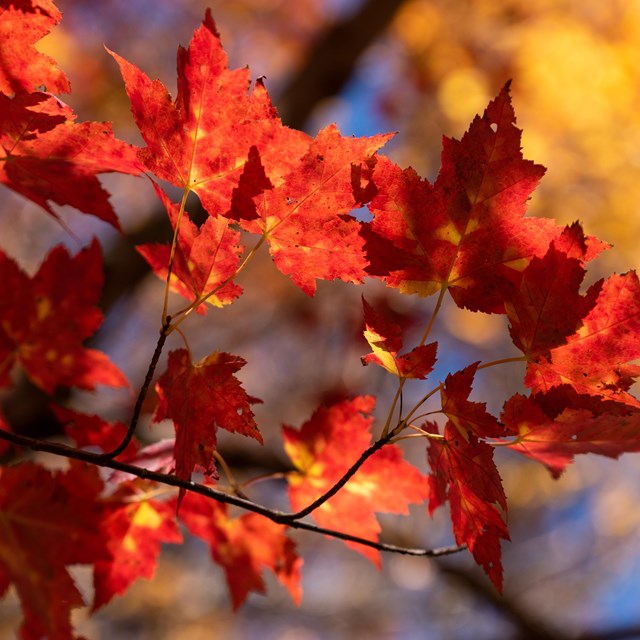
[2,3,640,638]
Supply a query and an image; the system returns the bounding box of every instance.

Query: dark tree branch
[0,426,463,559]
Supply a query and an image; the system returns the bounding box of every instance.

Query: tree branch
[99,316,171,460]
[0,427,463,559]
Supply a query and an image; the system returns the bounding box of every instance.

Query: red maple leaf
[0,461,107,639]
[283,396,428,565]
[505,223,601,359]
[238,125,392,295]
[525,271,640,405]
[426,422,509,590]
[361,296,437,379]
[110,10,306,218]
[56,405,139,461]
[0,0,70,95]
[0,240,127,393]
[178,491,302,610]
[154,349,262,503]
[440,363,505,439]
[502,387,640,478]
[92,481,182,611]
[0,91,142,228]
[367,84,603,313]
[137,184,243,313]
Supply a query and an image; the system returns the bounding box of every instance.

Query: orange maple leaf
[0,92,142,228]
[92,481,182,611]
[137,184,243,313]
[109,10,303,218]
[178,492,302,610]
[240,125,392,295]
[0,0,70,95]
[283,396,428,565]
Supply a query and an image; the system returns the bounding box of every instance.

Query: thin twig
[98,316,171,460]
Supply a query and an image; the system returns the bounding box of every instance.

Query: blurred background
[2,0,640,638]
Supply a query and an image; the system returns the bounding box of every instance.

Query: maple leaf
[137,184,243,312]
[154,348,262,503]
[0,0,70,95]
[0,461,108,639]
[283,396,428,565]
[0,91,142,228]
[505,223,600,359]
[56,405,139,461]
[92,481,182,611]
[426,422,509,590]
[0,240,127,393]
[240,125,393,295]
[525,270,640,405]
[367,84,605,313]
[178,491,301,610]
[110,10,307,218]
[502,387,640,478]
[440,363,505,439]
[361,296,437,379]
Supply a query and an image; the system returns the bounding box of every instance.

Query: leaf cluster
[1,4,640,638]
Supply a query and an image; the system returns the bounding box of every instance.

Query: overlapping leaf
[178,492,301,610]
[0,0,70,95]
[0,462,107,640]
[504,224,600,359]
[137,184,243,312]
[367,84,603,313]
[426,422,509,590]
[154,348,262,503]
[440,363,504,439]
[92,482,182,611]
[0,91,142,227]
[524,271,640,405]
[502,387,640,478]
[239,125,393,295]
[361,296,437,378]
[0,240,127,393]
[283,396,428,565]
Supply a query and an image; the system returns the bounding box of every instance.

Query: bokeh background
[2,0,640,638]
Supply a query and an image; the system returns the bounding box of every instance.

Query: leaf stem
[419,284,447,347]
[162,188,190,324]
[476,355,526,370]
[213,451,250,499]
